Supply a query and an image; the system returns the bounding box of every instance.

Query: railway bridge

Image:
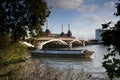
[35,37,82,49]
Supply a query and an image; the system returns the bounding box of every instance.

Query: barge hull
[31,51,94,58]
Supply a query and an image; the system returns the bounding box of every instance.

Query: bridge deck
[36,37,75,41]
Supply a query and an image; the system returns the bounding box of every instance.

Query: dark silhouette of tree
[0,0,50,42]
[0,0,50,79]
[101,1,120,80]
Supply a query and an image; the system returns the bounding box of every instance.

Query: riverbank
[21,59,120,80]
[1,58,120,80]
[0,59,107,80]
[30,59,110,80]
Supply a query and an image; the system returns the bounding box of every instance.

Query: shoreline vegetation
[0,58,118,80]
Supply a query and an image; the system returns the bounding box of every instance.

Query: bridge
[37,37,75,41]
[28,22,85,49]
[35,37,83,49]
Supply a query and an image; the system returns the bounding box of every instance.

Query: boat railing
[32,49,88,54]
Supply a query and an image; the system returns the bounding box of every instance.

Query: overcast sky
[43,0,118,39]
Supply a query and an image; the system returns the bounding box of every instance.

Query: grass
[0,35,29,80]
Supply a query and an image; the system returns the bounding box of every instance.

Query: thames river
[33,44,108,78]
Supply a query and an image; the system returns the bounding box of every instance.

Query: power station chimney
[68,24,70,31]
[45,20,51,37]
[67,24,72,37]
[61,25,63,32]
[46,20,48,29]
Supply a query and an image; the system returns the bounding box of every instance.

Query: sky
[43,0,119,39]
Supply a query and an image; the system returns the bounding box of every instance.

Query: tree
[101,1,120,80]
[0,0,50,42]
[0,0,50,79]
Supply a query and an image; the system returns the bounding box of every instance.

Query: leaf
[102,24,109,29]
[103,54,110,59]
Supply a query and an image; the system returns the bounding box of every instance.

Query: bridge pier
[35,41,44,49]
[36,45,43,49]
[67,41,72,49]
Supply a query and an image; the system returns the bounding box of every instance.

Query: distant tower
[66,24,72,37]
[45,20,51,37]
[60,25,65,37]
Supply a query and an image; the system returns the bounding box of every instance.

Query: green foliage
[0,0,50,42]
[101,1,120,80]
[29,23,45,38]
[0,41,28,65]
[0,33,10,49]
[101,30,113,46]
[0,35,28,79]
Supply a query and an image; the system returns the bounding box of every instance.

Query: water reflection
[33,45,108,73]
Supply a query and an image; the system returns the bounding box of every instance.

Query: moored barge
[31,49,94,58]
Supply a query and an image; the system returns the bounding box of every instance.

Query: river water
[33,44,108,77]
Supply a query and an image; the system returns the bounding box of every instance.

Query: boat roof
[31,49,88,54]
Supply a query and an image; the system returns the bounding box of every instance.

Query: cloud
[104,1,115,8]
[46,0,98,13]
[46,0,60,9]
[77,5,98,12]
[59,0,83,9]
[90,16,103,22]
[89,13,116,25]
[46,0,83,9]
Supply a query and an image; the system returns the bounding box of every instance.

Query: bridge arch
[41,39,68,46]
[71,39,82,47]
[71,39,81,43]
[37,39,68,49]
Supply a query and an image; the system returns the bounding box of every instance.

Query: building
[95,29,106,41]
[45,29,51,37]
[45,23,72,38]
